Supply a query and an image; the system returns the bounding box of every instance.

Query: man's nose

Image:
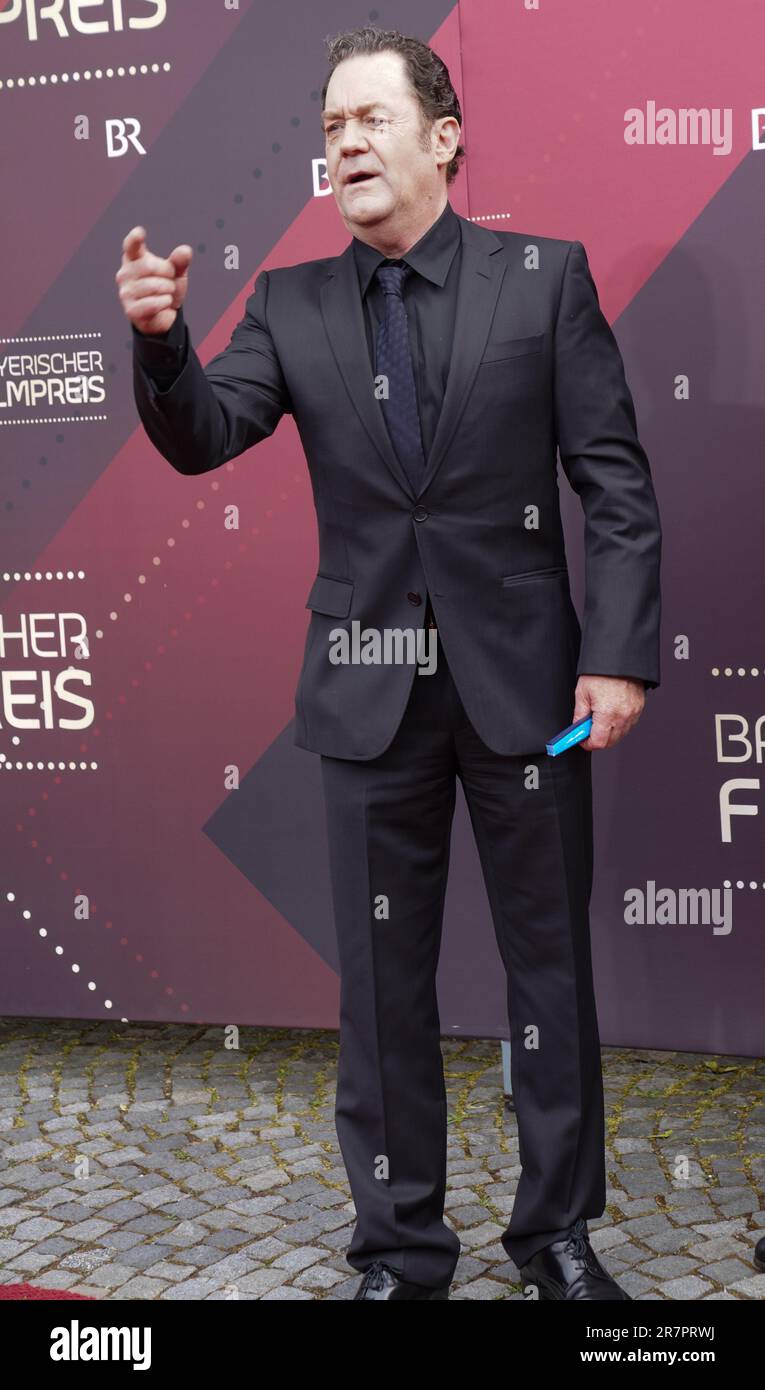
[338,117,369,154]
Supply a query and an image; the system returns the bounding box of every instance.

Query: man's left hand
[573,674,645,751]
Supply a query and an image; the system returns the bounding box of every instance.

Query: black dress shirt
[351,198,462,460]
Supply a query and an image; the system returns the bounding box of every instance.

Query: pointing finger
[123,226,146,260]
[168,245,193,274]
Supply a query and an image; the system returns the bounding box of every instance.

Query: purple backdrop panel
[1,0,763,1056]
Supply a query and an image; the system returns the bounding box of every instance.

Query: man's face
[323,51,442,235]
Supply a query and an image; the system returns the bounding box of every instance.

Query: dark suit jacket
[132,212,662,759]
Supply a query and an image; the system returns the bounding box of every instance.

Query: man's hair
[321,26,465,185]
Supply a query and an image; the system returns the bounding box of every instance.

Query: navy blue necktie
[374,261,427,494]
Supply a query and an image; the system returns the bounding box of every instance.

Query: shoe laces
[363,1259,395,1290]
[563,1217,589,1259]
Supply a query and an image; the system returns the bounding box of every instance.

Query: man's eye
[324,115,387,137]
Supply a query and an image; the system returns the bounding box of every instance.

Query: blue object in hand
[546,714,593,757]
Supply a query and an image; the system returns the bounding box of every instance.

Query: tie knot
[375,261,410,296]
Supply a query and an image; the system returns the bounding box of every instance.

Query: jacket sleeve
[132,269,292,476]
[132,309,188,387]
[553,240,662,689]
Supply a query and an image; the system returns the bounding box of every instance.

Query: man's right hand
[116,226,193,336]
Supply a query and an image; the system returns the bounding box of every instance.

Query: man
[119,26,661,1301]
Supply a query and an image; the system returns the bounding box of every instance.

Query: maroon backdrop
[1,0,764,1057]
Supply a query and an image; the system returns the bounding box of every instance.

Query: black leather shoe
[353,1260,450,1300]
[520,1218,631,1301]
[755,1235,765,1272]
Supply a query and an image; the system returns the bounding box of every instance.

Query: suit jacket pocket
[501,565,568,587]
[305,573,354,617]
[480,332,545,364]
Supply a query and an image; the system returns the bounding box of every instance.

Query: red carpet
[0,1284,96,1300]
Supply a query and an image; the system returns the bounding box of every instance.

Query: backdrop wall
[2,0,764,1056]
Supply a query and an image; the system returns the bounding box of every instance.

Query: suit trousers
[319,639,606,1287]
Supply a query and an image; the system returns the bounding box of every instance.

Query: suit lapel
[320,244,415,499]
[419,216,506,496]
[320,214,507,501]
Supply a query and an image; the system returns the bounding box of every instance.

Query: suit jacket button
[407,591,422,606]
[412,506,429,521]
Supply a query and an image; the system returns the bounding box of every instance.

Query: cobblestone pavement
[0,1018,763,1301]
